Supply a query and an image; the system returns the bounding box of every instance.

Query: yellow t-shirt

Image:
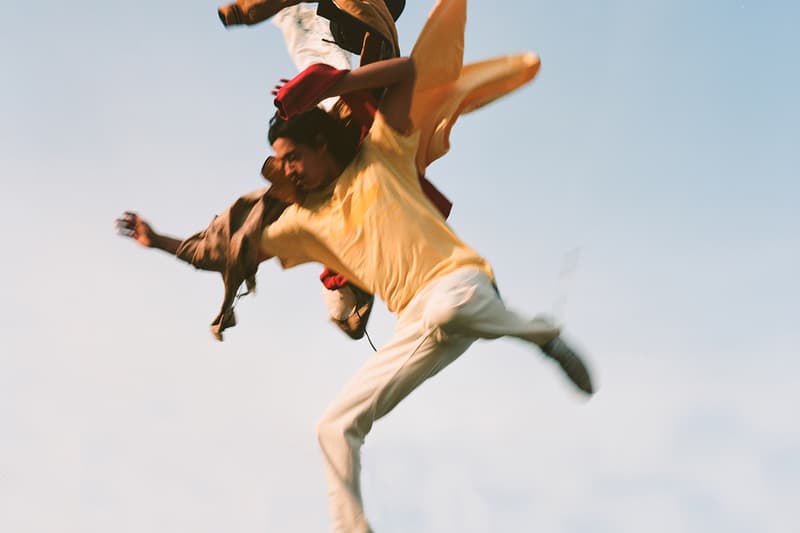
[260,113,494,313]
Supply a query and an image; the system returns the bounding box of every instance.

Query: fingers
[119,211,139,224]
[115,212,140,238]
[116,212,137,227]
[271,79,290,96]
[116,225,135,238]
[115,221,135,238]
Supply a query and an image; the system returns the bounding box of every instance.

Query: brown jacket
[217,0,400,60]
[175,188,288,340]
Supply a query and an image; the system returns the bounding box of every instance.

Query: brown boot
[218,0,302,27]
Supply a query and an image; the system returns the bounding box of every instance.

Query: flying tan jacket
[175,189,287,341]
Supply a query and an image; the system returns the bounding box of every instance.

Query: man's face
[271,137,333,192]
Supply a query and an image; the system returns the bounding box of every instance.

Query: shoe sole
[542,337,594,395]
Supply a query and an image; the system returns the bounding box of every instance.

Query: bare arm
[323,57,417,133]
[117,211,273,264]
[115,211,182,255]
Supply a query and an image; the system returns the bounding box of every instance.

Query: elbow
[403,56,417,84]
[386,56,416,85]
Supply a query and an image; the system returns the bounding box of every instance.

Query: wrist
[149,232,166,249]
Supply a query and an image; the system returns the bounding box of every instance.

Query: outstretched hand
[116,211,156,247]
[271,78,290,97]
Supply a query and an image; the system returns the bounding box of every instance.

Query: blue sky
[1,1,798,532]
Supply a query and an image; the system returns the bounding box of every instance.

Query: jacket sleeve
[170,190,286,341]
[175,215,229,273]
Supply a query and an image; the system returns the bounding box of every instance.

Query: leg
[422,267,594,394]
[271,4,352,75]
[316,289,474,532]
[422,267,561,345]
[271,4,352,111]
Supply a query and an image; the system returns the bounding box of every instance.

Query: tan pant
[316,267,560,532]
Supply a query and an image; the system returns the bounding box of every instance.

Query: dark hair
[268,107,359,167]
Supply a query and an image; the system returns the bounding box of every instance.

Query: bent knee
[315,415,342,445]
[316,412,369,450]
[422,284,480,330]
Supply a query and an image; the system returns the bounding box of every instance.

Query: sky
[1,1,798,532]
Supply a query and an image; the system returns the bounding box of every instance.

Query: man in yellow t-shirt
[263,56,594,533]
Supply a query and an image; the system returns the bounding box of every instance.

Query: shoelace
[354,307,377,352]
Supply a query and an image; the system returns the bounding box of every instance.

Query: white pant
[272,4,352,111]
[316,267,561,532]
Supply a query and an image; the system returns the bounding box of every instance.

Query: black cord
[364,328,377,352]
[354,307,377,352]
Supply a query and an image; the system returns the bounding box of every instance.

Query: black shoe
[541,337,594,395]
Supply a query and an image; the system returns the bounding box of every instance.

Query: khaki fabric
[261,114,495,314]
[176,188,288,340]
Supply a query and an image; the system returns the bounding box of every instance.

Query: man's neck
[322,161,346,188]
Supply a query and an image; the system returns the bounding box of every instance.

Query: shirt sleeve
[260,206,306,269]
